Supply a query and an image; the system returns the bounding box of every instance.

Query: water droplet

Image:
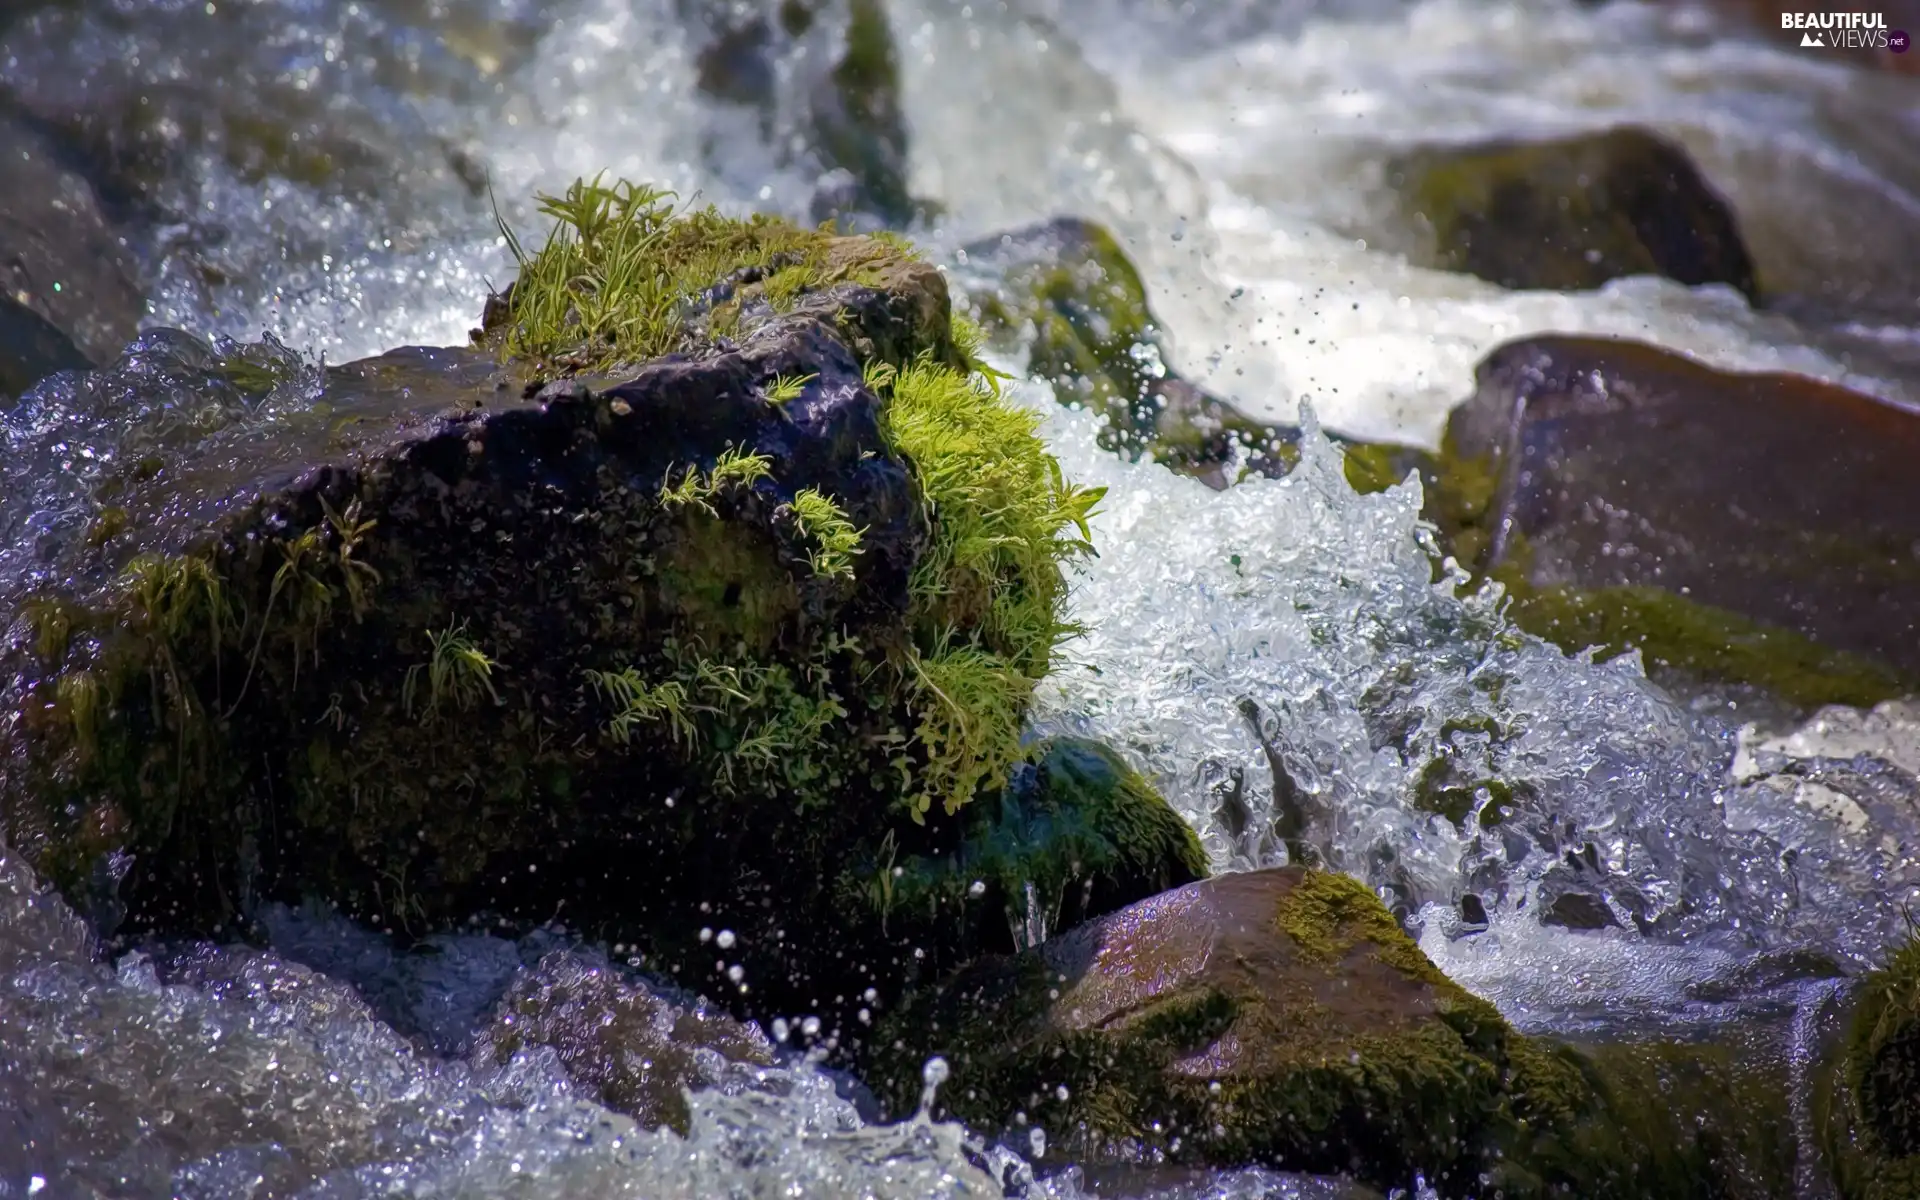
[716,929,736,949]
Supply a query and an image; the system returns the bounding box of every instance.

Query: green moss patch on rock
[1389,126,1759,300]
[0,179,1102,1034]
[874,867,1798,1197]
[1818,934,1920,1200]
[886,736,1208,956]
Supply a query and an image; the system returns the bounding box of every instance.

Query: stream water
[4,0,1920,1196]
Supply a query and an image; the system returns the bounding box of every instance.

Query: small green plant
[321,496,381,618]
[584,667,696,747]
[659,445,773,515]
[404,622,502,719]
[764,372,817,404]
[490,175,905,372]
[790,488,865,579]
[861,358,898,394]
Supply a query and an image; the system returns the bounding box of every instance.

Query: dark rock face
[1390,127,1758,301]
[0,106,148,366]
[962,217,1299,487]
[1432,334,1920,701]
[875,867,1797,1198]
[473,948,775,1133]
[0,250,969,1032]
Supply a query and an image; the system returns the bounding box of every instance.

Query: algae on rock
[877,868,1799,1198]
[0,179,1104,1034]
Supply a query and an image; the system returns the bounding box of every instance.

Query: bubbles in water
[1028,387,1919,1018]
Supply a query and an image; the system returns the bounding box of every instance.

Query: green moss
[880,343,1105,820]
[890,736,1208,942]
[1821,935,1920,1200]
[789,487,864,579]
[1500,576,1913,709]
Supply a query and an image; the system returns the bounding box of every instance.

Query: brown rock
[1437,335,1920,698]
[874,867,1797,1197]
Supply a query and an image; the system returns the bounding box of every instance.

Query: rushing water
[4,0,1920,1195]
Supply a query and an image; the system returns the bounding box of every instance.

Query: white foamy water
[6,0,1920,1193]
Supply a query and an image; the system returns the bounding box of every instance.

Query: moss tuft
[789,487,865,579]
[1821,934,1920,1199]
[880,352,1105,819]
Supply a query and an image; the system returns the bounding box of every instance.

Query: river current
[3,0,1918,1196]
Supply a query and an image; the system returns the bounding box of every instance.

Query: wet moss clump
[1818,934,1920,1200]
[884,737,1208,955]
[876,867,1797,1198]
[0,179,1104,1028]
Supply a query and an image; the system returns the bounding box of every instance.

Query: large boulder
[1388,127,1759,301]
[875,868,1797,1198]
[1427,334,1920,707]
[0,180,1110,1036]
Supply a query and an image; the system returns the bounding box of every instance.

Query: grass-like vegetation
[490,176,910,372]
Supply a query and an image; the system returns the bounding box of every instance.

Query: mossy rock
[1424,334,1920,707]
[874,867,1797,1197]
[686,0,917,227]
[886,736,1209,959]
[1390,126,1759,300]
[1819,935,1920,1200]
[960,217,1301,488]
[0,181,1104,1038]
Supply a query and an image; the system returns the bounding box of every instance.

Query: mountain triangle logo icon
[1800,30,1826,44]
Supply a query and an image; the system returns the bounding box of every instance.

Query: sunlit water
[4,0,1920,1195]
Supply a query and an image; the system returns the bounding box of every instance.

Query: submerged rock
[0,106,148,366]
[0,295,91,402]
[686,0,918,228]
[876,868,1797,1197]
[1819,935,1920,1199]
[0,182,1106,1037]
[472,948,776,1134]
[961,217,1299,488]
[1428,334,1920,707]
[1388,127,1758,301]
